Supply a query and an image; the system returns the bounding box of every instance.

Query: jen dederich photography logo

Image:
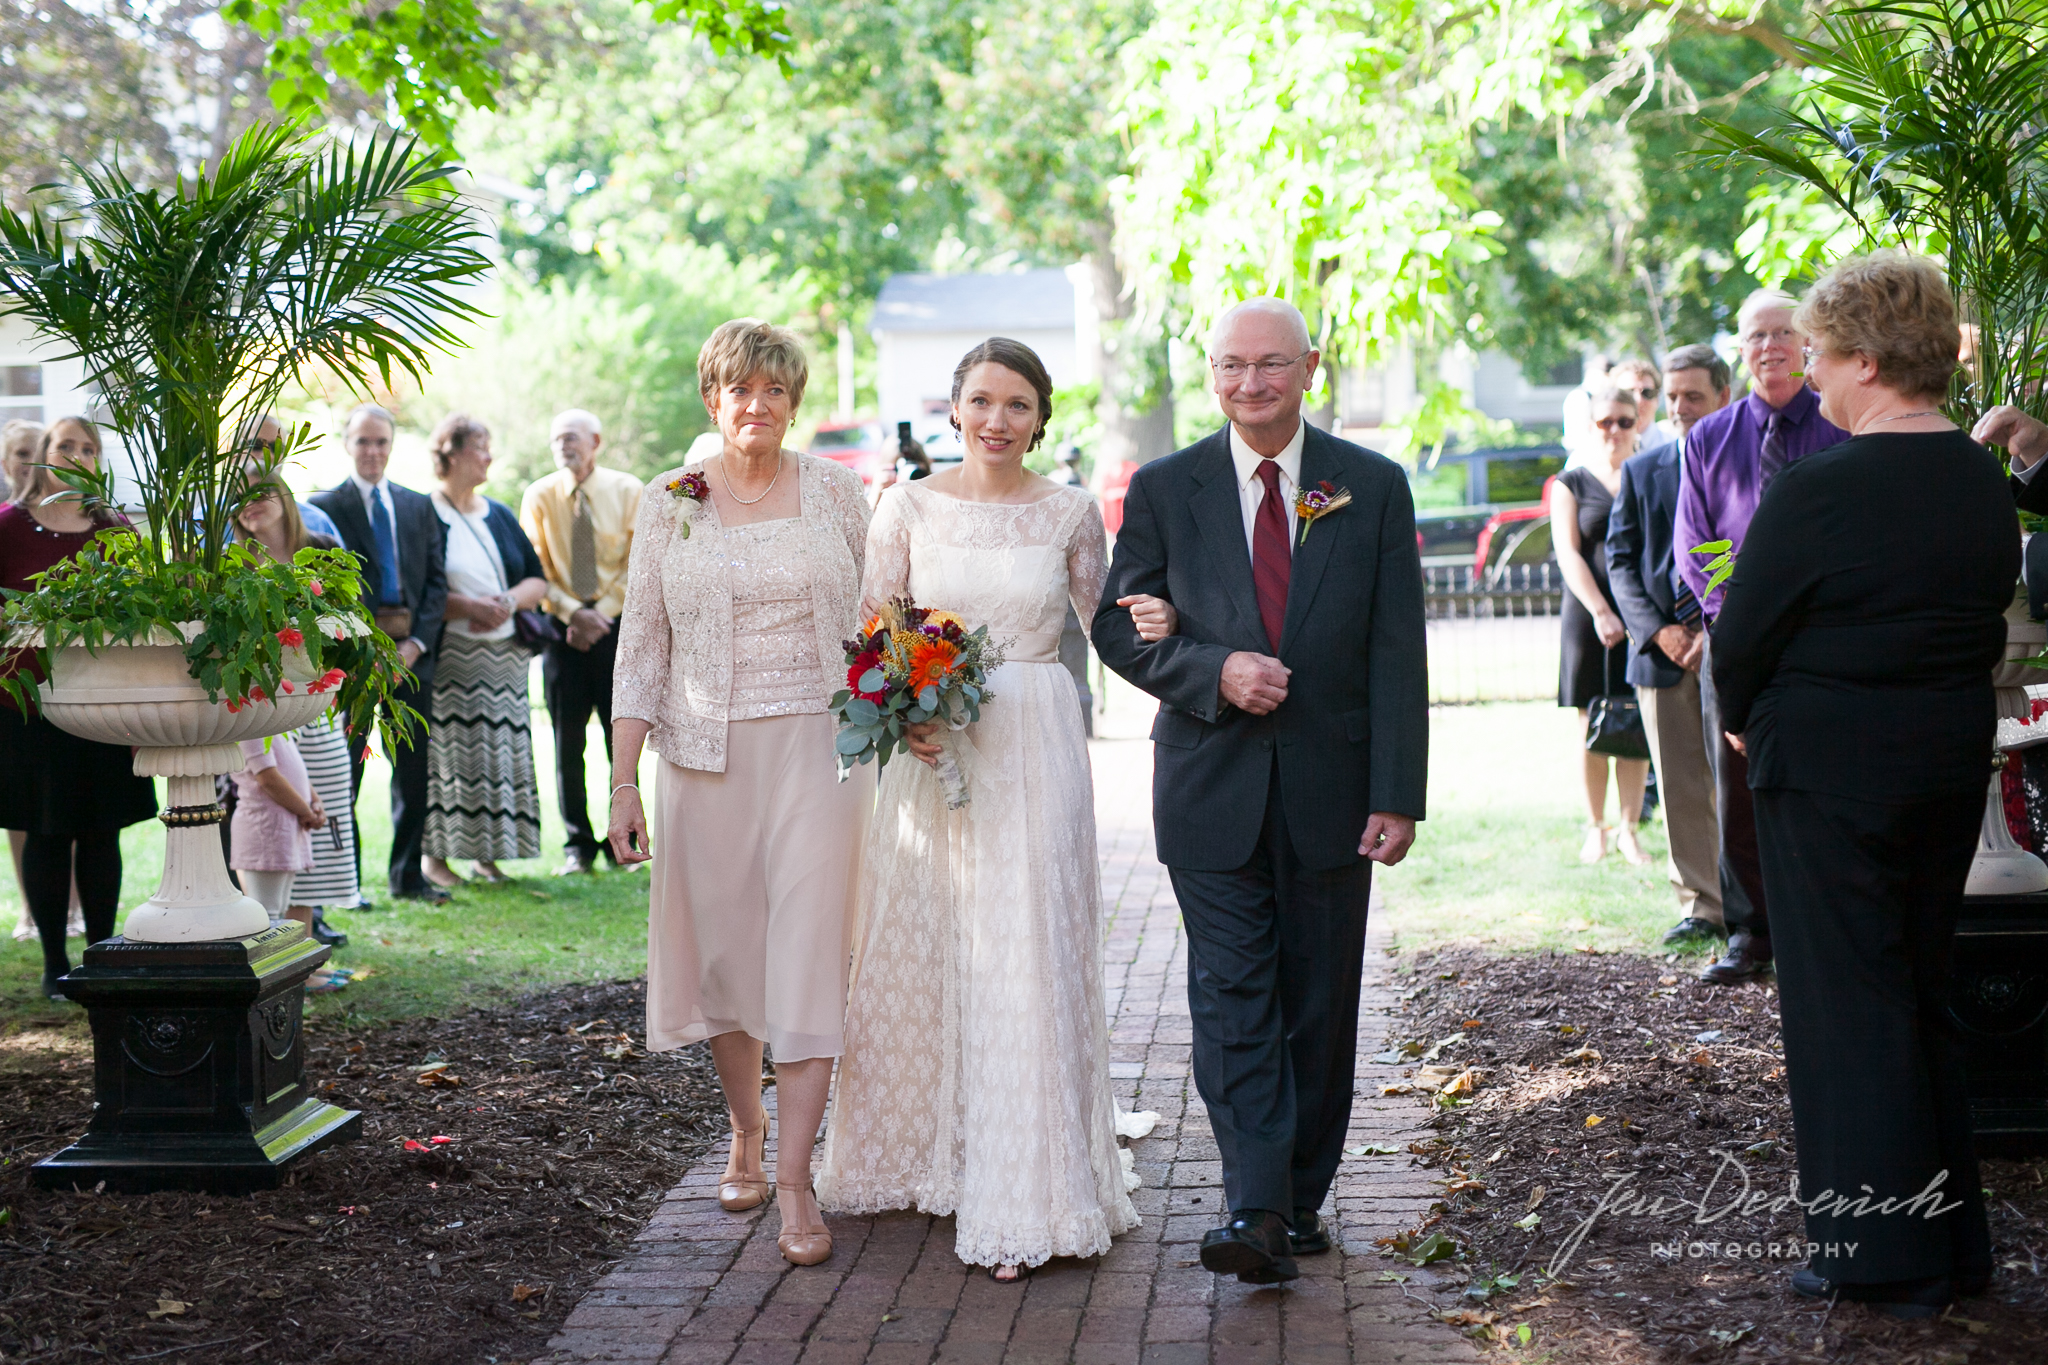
[1546,1154,1968,1276]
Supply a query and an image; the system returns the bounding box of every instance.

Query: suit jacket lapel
[328,486,393,593]
[1189,430,1267,653]
[1279,428,1344,656]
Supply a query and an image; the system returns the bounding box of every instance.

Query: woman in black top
[1713,251,2010,1316]
[1554,385,1651,866]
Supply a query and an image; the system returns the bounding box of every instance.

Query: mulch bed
[0,977,724,1365]
[1376,945,2048,1363]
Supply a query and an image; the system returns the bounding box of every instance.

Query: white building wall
[875,326,1079,436]
[0,312,143,505]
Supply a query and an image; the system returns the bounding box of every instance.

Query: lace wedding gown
[817,480,1143,1268]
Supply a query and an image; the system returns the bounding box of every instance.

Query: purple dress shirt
[1674,386,1848,620]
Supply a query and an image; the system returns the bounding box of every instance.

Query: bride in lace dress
[817,340,1170,1279]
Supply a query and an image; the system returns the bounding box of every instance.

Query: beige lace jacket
[612,453,870,772]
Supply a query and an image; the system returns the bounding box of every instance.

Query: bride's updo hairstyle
[949,337,1054,451]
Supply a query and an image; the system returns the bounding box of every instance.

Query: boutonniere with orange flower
[664,470,709,538]
[1294,480,1352,545]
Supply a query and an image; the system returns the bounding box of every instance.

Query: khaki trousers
[1635,668,1723,924]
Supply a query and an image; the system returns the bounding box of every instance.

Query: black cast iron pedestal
[32,921,361,1193]
[1952,891,2048,1158]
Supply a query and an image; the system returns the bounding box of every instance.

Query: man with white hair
[521,409,644,876]
[1094,296,1428,1287]
[1673,289,1848,984]
[309,402,451,904]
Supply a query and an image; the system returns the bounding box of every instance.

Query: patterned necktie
[368,487,401,606]
[1758,410,1788,494]
[1252,459,1292,653]
[569,488,599,603]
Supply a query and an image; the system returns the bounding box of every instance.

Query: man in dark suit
[1606,344,1730,948]
[1093,297,1428,1286]
[309,403,450,905]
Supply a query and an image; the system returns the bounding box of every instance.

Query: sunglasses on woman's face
[1594,415,1637,432]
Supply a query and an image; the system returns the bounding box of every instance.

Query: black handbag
[1585,644,1651,760]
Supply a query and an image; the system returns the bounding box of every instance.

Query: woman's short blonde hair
[697,319,808,412]
[1793,250,1960,401]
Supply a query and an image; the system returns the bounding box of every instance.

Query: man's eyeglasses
[1211,351,1311,381]
[1594,415,1637,432]
[1742,326,1799,348]
[1633,386,1657,400]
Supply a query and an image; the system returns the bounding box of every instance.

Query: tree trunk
[1077,232,1174,471]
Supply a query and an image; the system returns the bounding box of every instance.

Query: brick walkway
[539,728,1480,1365]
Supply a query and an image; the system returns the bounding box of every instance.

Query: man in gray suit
[1094,297,1428,1285]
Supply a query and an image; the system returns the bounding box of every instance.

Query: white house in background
[872,270,1081,438]
[0,311,143,504]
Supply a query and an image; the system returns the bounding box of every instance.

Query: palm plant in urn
[1708,0,2048,897]
[0,122,488,1191]
[0,121,488,943]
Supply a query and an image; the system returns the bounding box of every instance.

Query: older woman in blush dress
[605,320,873,1267]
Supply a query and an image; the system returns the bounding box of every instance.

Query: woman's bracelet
[609,782,640,804]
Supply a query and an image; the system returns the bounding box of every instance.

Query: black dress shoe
[40,971,70,1002]
[1289,1209,1333,1255]
[394,885,452,905]
[1661,916,1726,946]
[1791,1267,1951,1318]
[308,911,348,949]
[1199,1209,1299,1284]
[1699,932,1773,985]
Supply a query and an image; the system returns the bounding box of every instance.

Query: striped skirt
[424,633,543,861]
[292,714,360,908]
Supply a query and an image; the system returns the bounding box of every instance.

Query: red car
[807,421,893,486]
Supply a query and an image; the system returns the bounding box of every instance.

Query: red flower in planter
[277,627,304,648]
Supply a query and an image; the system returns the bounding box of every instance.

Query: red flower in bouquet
[847,648,888,702]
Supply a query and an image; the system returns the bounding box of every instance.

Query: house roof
[872,269,1075,335]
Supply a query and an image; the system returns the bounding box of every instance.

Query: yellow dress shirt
[520,464,645,622]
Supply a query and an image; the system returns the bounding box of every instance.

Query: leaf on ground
[147,1299,189,1319]
[1948,1315,1993,1335]
[1558,1046,1603,1066]
[1461,1019,1484,1029]
[1379,1082,1416,1096]
[1347,1143,1404,1156]
[511,1283,547,1303]
[1513,1212,1541,1231]
[1706,1323,1753,1346]
[1695,1029,1723,1043]
[1584,1114,1605,1127]
[1526,1185,1547,1210]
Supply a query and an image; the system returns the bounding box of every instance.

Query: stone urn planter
[1965,599,2048,896]
[38,625,340,940]
[26,623,363,1192]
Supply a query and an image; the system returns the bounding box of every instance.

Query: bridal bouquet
[831,596,1004,808]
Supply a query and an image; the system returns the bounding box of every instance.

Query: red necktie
[1252,458,1292,653]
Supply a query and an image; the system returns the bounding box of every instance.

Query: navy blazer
[1605,439,1686,689]
[308,479,450,688]
[1092,423,1429,872]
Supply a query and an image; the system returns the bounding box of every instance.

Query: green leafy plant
[1703,0,2048,432]
[0,119,492,745]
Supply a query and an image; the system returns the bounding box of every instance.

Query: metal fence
[1424,563,1564,705]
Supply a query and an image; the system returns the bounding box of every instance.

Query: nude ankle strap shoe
[718,1114,769,1212]
[776,1181,833,1266]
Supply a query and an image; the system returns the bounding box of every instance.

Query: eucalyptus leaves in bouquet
[0,120,491,745]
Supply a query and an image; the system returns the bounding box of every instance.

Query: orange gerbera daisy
[905,636,961,690]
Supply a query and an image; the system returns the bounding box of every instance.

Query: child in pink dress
[230,733,325,922]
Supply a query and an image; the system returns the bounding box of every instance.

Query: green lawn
[2,689,1707,1037]
[1377,700,1710,958]
[0,668,656,1034]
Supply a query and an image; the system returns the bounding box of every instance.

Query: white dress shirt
[1227,420,1305,557]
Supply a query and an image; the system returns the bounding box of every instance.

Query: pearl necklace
[719,454,783,506]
